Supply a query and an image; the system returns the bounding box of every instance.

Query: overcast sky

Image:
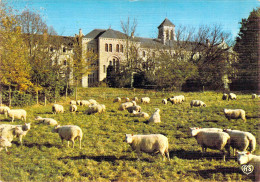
[9,0,259,40]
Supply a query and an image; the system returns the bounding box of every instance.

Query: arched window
[103,65,106,73]
[109,61,112,66]
[143,51,146,57]
[120,45,123,53]
[109,44,112,52]
[116,44,119,52]
[63,47,66,52]
[105,44,108,52]
[171,30,174,40]
[166,30,169,40]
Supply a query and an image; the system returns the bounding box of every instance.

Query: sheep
[70,100,76,105]
[7,109,27,122]
[126,105,141,113]
[223,129,256,156]
[35,116,58,126]
[190,100,206,108]
[87,104,105,114]
[0,105,10,118]
[132,97,139,102]
[118,101,136,111]
[70,104,77,112]
[132,110,149,119]
[190,127,230,161]
[148,108,161,123]
[228,93,237,100]
[222,93,228,100]
[88,99,97,105]
[162,99,167,105]
[0,136,12,152]
[223,109,246,122]
[125,97,130,102]
[237,151,260,167]
[0,123,30,145]
[174,95,185,102]
[52,104,64,114]
[76,100,81,105]
[141,97,150,104]
[113,97,121,103]
[189,127,223,134]
[52,125,83,149]
[125,134,170,161]
[167,97,182,105]
[81,100,90,106]
[252,94,257,99]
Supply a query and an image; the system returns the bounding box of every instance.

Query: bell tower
[158,18,175,45]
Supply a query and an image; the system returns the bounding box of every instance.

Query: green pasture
[0,88,259,181]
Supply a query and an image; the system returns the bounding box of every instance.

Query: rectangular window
[103,65,106,73]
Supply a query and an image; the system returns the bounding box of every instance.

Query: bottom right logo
[241,164,254,175]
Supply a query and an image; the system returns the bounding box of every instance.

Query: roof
[84,28,126,39]
[158,18,175,29]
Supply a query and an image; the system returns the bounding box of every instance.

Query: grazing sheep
[162,99,167,105]
[223,109,246,122]
[118,101,136,111]
[222,93,228,100]
[190,127,230,161]
[125,97,130,102]
[223,129,256,156]
[132,110,149,119]
[113,97,121,103]
[167,97,182,105]
[132,97,139,102]
[141,97,150,104]
[148,108,161,123]
[252,94,257,99]
[35,116,58,126]
[70,100,76,105]
[81,100,90,106]
[7,109,27,122]
[52,104,64,114]
[237,151,260,167]
[174,95,185,102]
[70,104,77,112]
[88,99,98,105]
[0,123,30,145]
[189,127,223,134]
[0,105,10,118]
[228,93,237,100]
[126,105,142,113]
[52,125,83,149]
[0,136,12,152]
[87,104,105,114]
[190,100,206,108]
[125,134,170,161]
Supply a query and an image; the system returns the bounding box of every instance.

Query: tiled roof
[83,29,106,39]
[158,18,175,28]
[84,29,126,39]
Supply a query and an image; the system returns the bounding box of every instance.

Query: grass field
[0,87,259,181]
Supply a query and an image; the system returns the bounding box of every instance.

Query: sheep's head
[125,134,133,144]
[22,123,31,131]
[35,116,43,121]
[52,125,60,133]
[189,127,201,137]
[237,151,251,165]
[132,101,137,106]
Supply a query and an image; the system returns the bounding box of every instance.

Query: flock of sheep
[0,92,259,175]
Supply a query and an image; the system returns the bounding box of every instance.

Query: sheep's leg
[72,140,75,148]
[165,150,170,161]
[222,150,226,162]
[79,138,82,149]
[11,116,14,122]
[5,147,8,152]
[67,141,70,147]
[19,136,23,145]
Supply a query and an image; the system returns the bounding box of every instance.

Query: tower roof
[158,18,175,28]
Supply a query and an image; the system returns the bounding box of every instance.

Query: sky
[8,0,260,40]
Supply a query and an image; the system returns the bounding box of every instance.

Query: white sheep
[70,104,77,112]
[113,97,121,103]
[132,97,139,102]
[7,109,27,122]
[0,123,30,145]
[148,108,161,123]
[126,105,141,113]
[125,97,130,102]
[35,116,58,126]
[132,110,149,119]
[141,97,150,104]
[70,100,76,105]
[52,104,64,114]
[189,127,223,134]
[222,93,228,100]
[228,93,237,100]
[190,100,206,108]
[0,105,10,118]
[88,99,98,105]
[252,94,257,99]
[167,97,182,105]
[87,104,105,114]
[118,101,136,111]
[81,100,90,106]
[223,129,256,156]
[52,125,83,149]
[0,136,12,152]
[190,127,230,161]
[125,134,170,161]
[174,95,185,102]
[162,99,167,105]
[223,109,246,122]
[237,151,260,167]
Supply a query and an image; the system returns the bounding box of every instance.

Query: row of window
[105,43,124,53]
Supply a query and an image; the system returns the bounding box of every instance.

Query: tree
[0,4,33,106]
[233,8,259,91]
